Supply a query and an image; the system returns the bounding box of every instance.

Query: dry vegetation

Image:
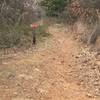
[0,0,100,100]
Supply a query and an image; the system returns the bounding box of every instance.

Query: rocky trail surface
[0,24,100,100]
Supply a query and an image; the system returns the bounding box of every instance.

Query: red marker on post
[30,23,38,29]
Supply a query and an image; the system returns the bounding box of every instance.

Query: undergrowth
[0,24,50,49]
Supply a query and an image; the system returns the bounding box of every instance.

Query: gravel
[76,46,100,97]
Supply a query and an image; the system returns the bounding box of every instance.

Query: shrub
[0,0,50,49]
[0,0,41,26]
[40,0,71,16]
[0,26,24,48]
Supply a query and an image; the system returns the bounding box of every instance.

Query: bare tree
[0,0,42,26]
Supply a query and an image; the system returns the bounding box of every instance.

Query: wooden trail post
[30,23,38,45]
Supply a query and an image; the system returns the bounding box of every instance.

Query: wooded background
[0,0,100,48]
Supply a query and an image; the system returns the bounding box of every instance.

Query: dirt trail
[0,24,99,100]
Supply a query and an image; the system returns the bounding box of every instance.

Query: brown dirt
[0,24,99,100]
